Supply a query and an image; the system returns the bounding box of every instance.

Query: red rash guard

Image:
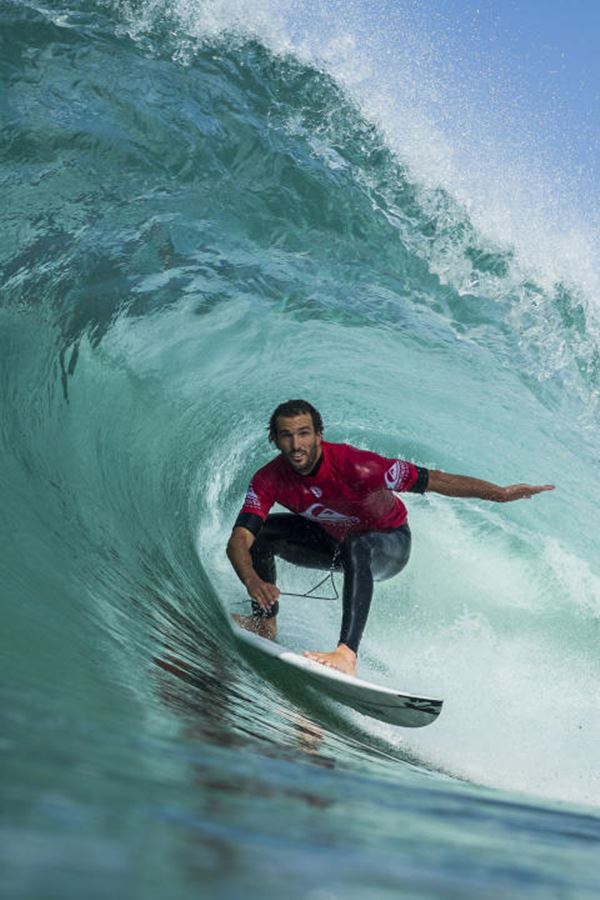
[237,441,428,541]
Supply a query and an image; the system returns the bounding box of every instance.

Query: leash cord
[255,545,341,603]
[278,569,339,601]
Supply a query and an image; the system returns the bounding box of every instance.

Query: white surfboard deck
[232,623,443,728]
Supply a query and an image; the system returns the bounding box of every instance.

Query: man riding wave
[227,399,554,676]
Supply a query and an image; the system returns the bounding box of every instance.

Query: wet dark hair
[268,399,324,442]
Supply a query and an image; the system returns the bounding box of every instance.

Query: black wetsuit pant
[250,513,411,653]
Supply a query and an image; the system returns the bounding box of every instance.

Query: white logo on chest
[310,486,323,498]
[301,502,359,524]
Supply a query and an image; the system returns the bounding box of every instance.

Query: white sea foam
[364,498,600,808]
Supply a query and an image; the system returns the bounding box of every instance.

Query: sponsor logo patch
[243,485,262,510]
[385,459,409,490]
[301,502,360,524]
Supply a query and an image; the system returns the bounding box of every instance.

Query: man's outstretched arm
[426,470,555,502]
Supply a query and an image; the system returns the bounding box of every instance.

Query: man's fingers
[247,580,280,609]
[503,483,555,502]
[260,586,280,606]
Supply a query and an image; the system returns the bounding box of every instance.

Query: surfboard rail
[232,623,443,728]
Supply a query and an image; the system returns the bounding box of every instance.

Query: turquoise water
[2,1,599,897]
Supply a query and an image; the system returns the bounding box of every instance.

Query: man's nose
[291,435,301,450]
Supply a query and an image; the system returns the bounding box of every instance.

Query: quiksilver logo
[385,459,409,489]
[301,503,359,524]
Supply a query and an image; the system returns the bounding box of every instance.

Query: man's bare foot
[303,644,357,676]
[232,612,277,641]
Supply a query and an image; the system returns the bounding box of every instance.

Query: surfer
[227,399,554,675]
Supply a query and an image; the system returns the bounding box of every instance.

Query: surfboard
[232,623,443,728]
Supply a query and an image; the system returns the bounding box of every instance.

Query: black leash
[249,544,342,603]
[278,569,339,601]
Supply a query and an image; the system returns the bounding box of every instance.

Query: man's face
[275,414,322,475]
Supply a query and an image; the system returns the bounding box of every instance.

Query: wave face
[2,1,600,896]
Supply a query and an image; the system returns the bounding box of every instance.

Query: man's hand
[496,483,555,502]
[244,574,280,612]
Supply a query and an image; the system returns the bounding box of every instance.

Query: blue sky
[426,0,599,184]
[284,0,598,227]
[294,0,599,208]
